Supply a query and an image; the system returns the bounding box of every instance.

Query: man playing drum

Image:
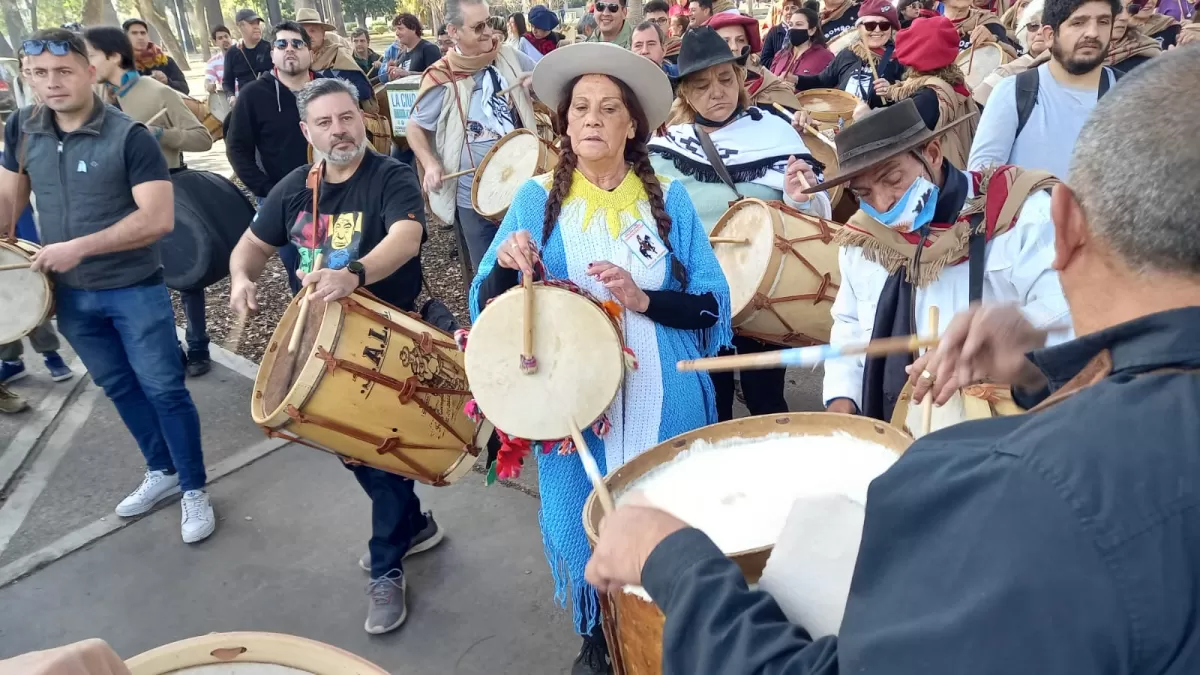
[584,48,1200,673]
[229,78,443,637]
[811,98,1069,426]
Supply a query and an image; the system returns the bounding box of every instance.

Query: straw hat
[532,42,674,129]
[295,8,335,32]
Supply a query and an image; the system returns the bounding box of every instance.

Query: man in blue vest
[0,28,215,543]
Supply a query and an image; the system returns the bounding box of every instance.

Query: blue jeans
[345,464,426,578]
[178,288,209,359]
[256,196,301,293]
[56,283,207,491]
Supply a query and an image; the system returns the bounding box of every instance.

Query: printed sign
[387,88,419,137]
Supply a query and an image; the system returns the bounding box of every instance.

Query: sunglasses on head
[595,3,623,12]
[860,20,891,31]
[273,38,307,50]
[22,39,85,58]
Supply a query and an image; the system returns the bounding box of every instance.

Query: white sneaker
[180,489,216,544]
[115,470,181,517]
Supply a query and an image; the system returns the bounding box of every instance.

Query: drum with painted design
[583,413,912,675]
[251,289,489,486]
[471,128,560,222]
[0,238,51,345]
[955,43,1011,91]
[465,282,624,441]
[125,631,388,674]
[709,199,841,347]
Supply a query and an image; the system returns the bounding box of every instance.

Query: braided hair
[543,75,689,289]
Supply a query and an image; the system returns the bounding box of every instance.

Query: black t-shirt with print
[251,150,428,311]
[400,40,444,73]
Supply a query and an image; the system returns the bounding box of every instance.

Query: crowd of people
[1,0,1198,672]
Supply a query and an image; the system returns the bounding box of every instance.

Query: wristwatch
[347,261,366,288]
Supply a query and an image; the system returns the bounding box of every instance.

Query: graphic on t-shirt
[290,209,364,272]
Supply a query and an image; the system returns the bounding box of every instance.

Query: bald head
[1068,45,1200,277]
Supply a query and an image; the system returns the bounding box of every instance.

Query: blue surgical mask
[860,175,940,234]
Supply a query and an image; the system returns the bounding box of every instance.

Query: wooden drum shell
[470,129,560,221]
[126,631,388,674]
[583,413,912,675]
[0,238,52,345]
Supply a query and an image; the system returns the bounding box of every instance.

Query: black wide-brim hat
[676,26,751,79]
[802,98,977,193]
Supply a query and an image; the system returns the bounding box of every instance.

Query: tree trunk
[0,0,28,44]
[192,0,209,60]
[82,0,105,26]
[103,0,120,26]
[328,0,345,34]
[176,0,194,52]
[354,9,365,29]
[26,0,35,31]
[0,32,13,58]
[627,0,643,24]
[295,0,316,11]
[136,0,192,69]
[264,0,281,25]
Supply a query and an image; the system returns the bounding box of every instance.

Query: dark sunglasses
[860,20,891,32]
[595,3,623,12]
[22,39,85,58]
[273,38,307,50]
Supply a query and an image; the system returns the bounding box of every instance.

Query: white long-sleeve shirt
[822,181,1072,409]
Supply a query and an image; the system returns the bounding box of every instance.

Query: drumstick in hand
[0,262,33,272]
[224,311,249,354]
[570,418,615,516]
[288,251,325,354]
[145,107,169,127]
[966,45,977,74]
[520,274,538,374]
[922,305,940,437]
[442,167,477,180]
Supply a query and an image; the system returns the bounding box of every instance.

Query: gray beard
[313,136,370,165]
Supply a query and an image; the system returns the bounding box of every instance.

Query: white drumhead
[710,201,778,317]
[474,131,543,217]
[465,284,624,440]
[956,44,1005,90]
[0,241,51,344]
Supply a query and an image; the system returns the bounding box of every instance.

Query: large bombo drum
[125,631,388,674]
[0,238,51,345]
[710,199,841,347]
[471,129,560,222]
[252,289,488,486]
[583,413,912,675]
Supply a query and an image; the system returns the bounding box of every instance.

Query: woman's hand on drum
[906,304,1052,406]
[584,504,689,594]
[588,262,650,313]
[784,156,818,204]
[970,25,997,46]
[496,230,540,276]
[229,276,258,316]
[30,241,85,273]
[298,267,360,303]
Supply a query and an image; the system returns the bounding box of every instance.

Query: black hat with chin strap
[675,26,751,79]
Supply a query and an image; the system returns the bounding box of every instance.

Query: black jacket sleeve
[162,58,189,95]
[224,89,272,197]
[907,87,941,129]
[475,265,520,314]
[642,291,719,330]
[760,27,785,73]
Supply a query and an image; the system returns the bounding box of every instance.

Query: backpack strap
[1098,66,1122,97]
[1013,66,1039,140]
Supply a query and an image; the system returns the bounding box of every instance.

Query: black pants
[344,463,427,579]
[712,335,789,422]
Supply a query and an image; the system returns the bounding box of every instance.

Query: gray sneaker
[359,511,445,572]
[364,573,407,635]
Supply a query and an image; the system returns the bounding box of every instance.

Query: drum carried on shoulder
[126,631,388,674]
[956,43,1012,91]
[583,412,912,675]
[709,199,841,347]
[0,238,51,345]
[252,288,489,486]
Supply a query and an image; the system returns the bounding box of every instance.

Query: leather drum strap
[694,124,742,199]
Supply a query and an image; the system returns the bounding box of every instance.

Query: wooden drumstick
[921,305,940,437]
[497,74,532,98]
[966,45,977,74]
[145,107,169,127]
[570,418,615,516]
[223,311,249,354]
[520,274,538,374]
[442,167,477,180]
[287,251,325,354]
[0,262,32,272]
[677,334,942,373]
[708,236,750,245]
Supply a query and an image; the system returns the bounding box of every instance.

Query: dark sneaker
[364,572,407,635]
[0,359,26,384]
[186,354,212,378]
[43,352,73,382]
[358,512,445,572]
[571,632,612,675]
[0,383,28,414]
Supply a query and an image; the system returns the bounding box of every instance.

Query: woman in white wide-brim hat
[469,41,732,674]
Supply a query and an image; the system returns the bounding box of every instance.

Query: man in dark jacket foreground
[586,45,1200,675]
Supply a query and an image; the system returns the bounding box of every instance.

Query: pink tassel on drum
[623,347,639,371]
[454,328,470,352]
[464,399,483,423]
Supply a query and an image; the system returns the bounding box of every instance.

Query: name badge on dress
[620,220,667,268]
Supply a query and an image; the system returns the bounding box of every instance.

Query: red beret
[894,15,961,71]
[706,11,763,53]
[857,0,901,30]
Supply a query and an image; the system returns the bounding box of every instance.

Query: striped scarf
[134,42,168,73]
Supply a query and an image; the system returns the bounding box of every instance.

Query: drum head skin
[466,284,624,441]
[956,44,1006,90]
[0,240,51,344]
[473,130,546,219]
[711,200,781,320]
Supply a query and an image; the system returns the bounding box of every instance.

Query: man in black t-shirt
[229,78,438,636]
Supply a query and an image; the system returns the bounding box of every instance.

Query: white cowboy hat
[295,8,335,32]
[532,42,674,129]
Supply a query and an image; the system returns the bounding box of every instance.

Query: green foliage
[38,0,86,29]
[342,0,396,20]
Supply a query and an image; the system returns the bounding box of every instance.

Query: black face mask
[693,103,744,128]
[788,27,811,46]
